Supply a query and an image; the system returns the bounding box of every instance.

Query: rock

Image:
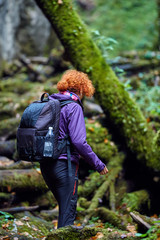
[0,0,57,61]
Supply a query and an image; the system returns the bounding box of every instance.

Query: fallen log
[0,159,33,170]
[78,154,124,198]
[29,56,49,64]
[40,207,59,221]
[83,155,123,224]
[0,192,12,202]
[0,205,39,213]
[78,172,106,198]
[87,163,122,213]
[0,157,14,169]
[0,140,16,158]
[130,211,159,226]
[109,180,116,212]
[34,191,57,208]
[121,190,150,212]
[78,197,90,209]
[0,118,20,140]
[19,55,40,82]
[46,225,136,240]
[0,169,47,193]
[130,212,151,230]
[91,207,128,230]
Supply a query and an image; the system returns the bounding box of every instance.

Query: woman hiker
[40,69,108,228]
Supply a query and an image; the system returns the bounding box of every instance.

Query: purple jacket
[49,92,105,173]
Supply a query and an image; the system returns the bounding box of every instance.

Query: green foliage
[132,83,160,117]
[91,30,118,60]
[89,216,99,224]
[0,211,14,227]
[104,222,115,229]
[135,224,160,239]
[76,0,158,56]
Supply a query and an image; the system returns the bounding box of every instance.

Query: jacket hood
[49,92,82,105]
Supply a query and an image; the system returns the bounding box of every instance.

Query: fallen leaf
[104,138,108,144]
[7,185,11,192]
[110,141,114,146]
[96,232,104,239]
[126,224,136,234]
[151,214,158,218]
[96,223,104,228]
[14,220,24,226]
[1,236,10,240]
[22,232,29,236]
[107,228,113,232]
[32,227,38,231]
[21,216,30,221]
[90,232,104,239]
[74,223,81,226]
[26,222,31,228]
[2,223,10,229]
[88,119,95,124]
[52,219,58,229]
[95,122,101,128]
[88,127,94,132]
[146,118,150,123]
[35,168,41,174]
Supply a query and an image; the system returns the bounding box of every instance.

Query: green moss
[0,118,20,137]
[47,225,98,240]
[78,197,91,209]
[92,207,127,230]
[34,191,57,208]
[1,169,47,193]
[86,120,118,161]
[0,75,33,94]
[0,192,11,201]
[78,172,106,197]
[0,214,53,239]
[121,190,150,212]
[154,130,160,147]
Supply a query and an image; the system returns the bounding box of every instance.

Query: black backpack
[17,92,79,176]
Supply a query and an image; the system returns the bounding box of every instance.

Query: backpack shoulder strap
[60,99,84,111]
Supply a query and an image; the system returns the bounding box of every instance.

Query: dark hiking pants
[40,160,78,228]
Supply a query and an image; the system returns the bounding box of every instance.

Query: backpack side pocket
[17,128,36,161]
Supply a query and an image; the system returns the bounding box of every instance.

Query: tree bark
[34,0,160,172]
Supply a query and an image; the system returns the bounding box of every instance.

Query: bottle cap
[49,127,53,130]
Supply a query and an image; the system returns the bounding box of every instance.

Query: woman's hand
[100,166,108,175]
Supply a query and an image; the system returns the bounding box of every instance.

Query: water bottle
[43,127,54,157]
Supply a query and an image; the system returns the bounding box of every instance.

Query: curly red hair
[57,70,95,97]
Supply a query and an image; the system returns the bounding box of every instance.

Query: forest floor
[0,50,160,239]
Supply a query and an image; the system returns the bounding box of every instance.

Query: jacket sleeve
[67,103,105,173]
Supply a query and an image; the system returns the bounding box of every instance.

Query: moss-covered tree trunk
[34,0,160,171]
[0,169,47,192]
